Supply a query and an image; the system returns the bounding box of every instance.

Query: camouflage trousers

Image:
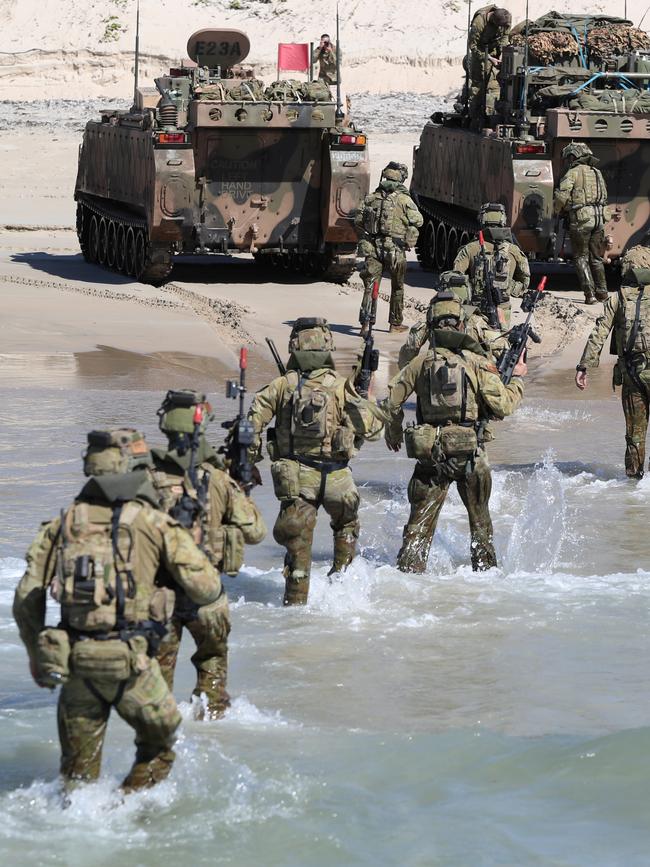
[58,654,180,792]
[273,461,360,605]
[569,225,607,299]
[157,593,231,719]
[622,374,650,478]
[360,247,407,326]
[397,454,497,573]
[468,71,500,130]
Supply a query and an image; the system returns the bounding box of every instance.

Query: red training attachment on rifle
[538,276,547,292]
[240,347,248,369]
[193,405,203,424]
[478,230,485,245]
[371,280,380,301]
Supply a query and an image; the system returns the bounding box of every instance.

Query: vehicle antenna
[639,4,650,28]
[518,0,531,137]
[133,0,140,110]
[463,0,472,119]
[335,3,343,123]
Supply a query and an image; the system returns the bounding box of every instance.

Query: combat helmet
[288,317,335,352]
[478,202,507,228]
[381,161,408,183]
[561,142,594,162]
[83,428,153,477]
[491,7,512,27]
[157,389,214,454]
[426,290,464,331]
[438,270,471,304]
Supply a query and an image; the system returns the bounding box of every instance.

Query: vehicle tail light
[337,134,366,145]
[156,132,187,144]
[514,143,545,154]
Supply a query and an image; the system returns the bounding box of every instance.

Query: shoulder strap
[111,502,139,625]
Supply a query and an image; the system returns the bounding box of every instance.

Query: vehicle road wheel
[435,222,448,272]
[115,223,127,272]
[446,227,458,270]
[134,230,147,280]
[106,220,116,269]
[125,226,137,277]
[97,218,108,266]
[88,215,100,264]
[416,219,436,270]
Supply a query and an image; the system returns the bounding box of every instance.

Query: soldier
[151,389,266,719]
[467,6,512,126]
[13,429,221,792]
[312,34,338,85]
[576,255,650,478]
[554,142,610,305]
[355,162,423,334]
[398,271,509,369]
[453,202,530,326]
[381,294,526,573]
[248,318,383,605]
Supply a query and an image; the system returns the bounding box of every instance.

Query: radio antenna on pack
[132,0,140,110]
[335,3,344,123]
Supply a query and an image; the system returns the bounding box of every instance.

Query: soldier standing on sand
[554,142,610,305]
[467,6,512,126]
[453,202,530,327]
[355,162,423,334]
[248,318,383,605]
[381,295,526,573]
[13,429,221,792]
[576,252,650,478]
[312,34,338,85]
[151,390,266,719]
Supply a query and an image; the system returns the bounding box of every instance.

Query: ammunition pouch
[71,637,132,683]
[405,423,478,464]
[36,627,71,687]
[271,457,301,501]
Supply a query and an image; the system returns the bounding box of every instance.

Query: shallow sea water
[1,353,649,866]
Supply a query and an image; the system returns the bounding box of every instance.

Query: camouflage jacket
[469,5,510,75]
[13,475,221,664]
[312,43,338,84]
[249,361,383,462]
[579,284,650,369]
[355,181,423,254]
[382,345,524,447]
[151,450,266,570]
[553,163,609,226]
[398,312,509,369]
[453,238,530,305]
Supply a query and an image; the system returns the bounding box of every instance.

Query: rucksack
[416,350,479,426]
[361,191,397,238]
[289,371,343,456]
[300,80,332,102]
[264,79,304,101]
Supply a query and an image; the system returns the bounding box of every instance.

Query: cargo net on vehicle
[511,31,579,66]
[586,24,650,63]
[194,79,332,103]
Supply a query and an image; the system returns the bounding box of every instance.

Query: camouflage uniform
[355,162,424,330]
[578,261,650,477]
[453,204,530,326]
[381,297,524,572]
[554,142,610,303]
[467,6,511,125]
[249,319,383,604]
[151,390,266,718]
[398,271,510,369]
[13,430,221,791]
[312,41,338,85]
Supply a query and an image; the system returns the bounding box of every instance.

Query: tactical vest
[52,501,153,634]
[415,349,480,426]
[472,240,511,302]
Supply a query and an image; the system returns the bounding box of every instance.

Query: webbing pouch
[36,628,71,687]
[71,638,131,683]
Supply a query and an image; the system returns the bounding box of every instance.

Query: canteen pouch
[271,458,301,500]
[221,525,245,576]
[71,638,131,683]
[36,628,71,686]
[439,424,478,459]
[404,424,438,461]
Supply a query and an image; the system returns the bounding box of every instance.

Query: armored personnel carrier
[411,12,650,271]
[74,29,369,284]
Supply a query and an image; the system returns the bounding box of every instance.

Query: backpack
[300,80,332,102]
[289,371,345,457]
[472,240,511,303]
[361,191,397,238]
[51,501,148,634]
[226,79,265,101]
[264,79,304,101]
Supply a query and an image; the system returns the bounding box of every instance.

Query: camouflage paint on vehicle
[74,29,370,285]
[411,13,650,273]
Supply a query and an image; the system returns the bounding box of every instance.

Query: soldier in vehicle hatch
[151,390,266,719]
[576,254,650,478]
[355,162,423,334]
[247,318,383,605]
[453,202,530,328]
[381,294,526,573]
[554,142,610,305]
[467,6,512,126]
[13,429,221,792]
[312,34,338,85]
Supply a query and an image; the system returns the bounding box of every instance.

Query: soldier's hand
[29,659,48,689]
[575,369,588,390]
[513,357,528,378]
[386,439,402,452]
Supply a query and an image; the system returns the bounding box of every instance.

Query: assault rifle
[221,348,255,495]
[476,276,546,442]
[356,279,380,398]
[477,229,504,331]
[265,337,287,375]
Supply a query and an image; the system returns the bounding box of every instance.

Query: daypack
[416,351,479,426]
[289,371,345,456]
[51,501,148,634]
[360,191,397,238]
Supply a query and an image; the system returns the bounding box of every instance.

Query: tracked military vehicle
[74,29,369,284]
[411,12,650,272]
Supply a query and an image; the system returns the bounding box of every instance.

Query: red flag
[277,42,310,72]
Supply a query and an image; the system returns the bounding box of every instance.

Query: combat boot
[121,746,175,793]
[594,288,609,302]
[584,291,597,305]
[284,576,309,605]
[390,324,408,333]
